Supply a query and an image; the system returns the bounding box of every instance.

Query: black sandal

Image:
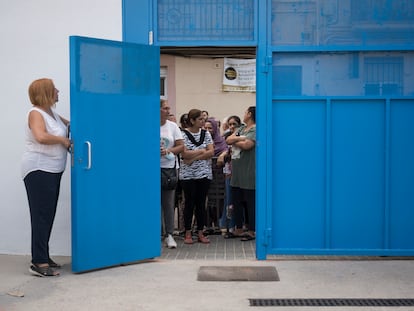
[223,232,238,239]
[241,235,255,241]
[29,264,59,277]
[48,258,62,268]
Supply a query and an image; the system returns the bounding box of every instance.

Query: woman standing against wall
[179,109,214,244]
[22,78,71,277]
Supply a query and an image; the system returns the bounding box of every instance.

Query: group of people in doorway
[160,100,256,249]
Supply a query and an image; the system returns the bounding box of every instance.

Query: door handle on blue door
[85,141,92,170]
[70,142,74,167]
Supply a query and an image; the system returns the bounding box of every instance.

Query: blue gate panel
[272,52,414,97]
[272,100,326,249]
[272,66,302,96]
[156,0,255,42]
[271,0,414,48]
[269,98,414,255]
[330,100,385,249]
[389,100,414,249]
[270,51,414,255]
[70,37,161,272]
[75,41,158,95]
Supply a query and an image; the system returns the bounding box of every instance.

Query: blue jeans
[219,176,235,229]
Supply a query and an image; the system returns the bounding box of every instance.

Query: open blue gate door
[70,36,160,272]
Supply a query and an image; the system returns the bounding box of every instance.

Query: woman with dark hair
[201,110,209,122]
[204,117,229,232]
[179,113,189,130]
[179,109,214,244]
[223,115,242,139]
[217,115,242,236]
[205,117,228,157]
[226,106,256,241]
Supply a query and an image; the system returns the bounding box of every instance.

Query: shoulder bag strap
[183,129,206,147]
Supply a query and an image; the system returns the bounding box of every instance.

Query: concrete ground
[1,235,414,311]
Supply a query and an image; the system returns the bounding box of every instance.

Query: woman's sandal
[223,232,233,239]
[198,235,210,244]
[48,258,62,268]
[29,264,60,277]
[223,232,239,239]
[240,235,255,242]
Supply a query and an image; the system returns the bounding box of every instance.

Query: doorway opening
[160,46,257,259]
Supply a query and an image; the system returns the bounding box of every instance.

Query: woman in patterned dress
[179,109,214,244]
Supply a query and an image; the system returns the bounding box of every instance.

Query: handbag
[161,162,178,190]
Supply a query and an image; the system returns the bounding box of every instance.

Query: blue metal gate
[256,0,414,258]
[70,36,161,272]
[123,0,414,258]
[263,97,414,256]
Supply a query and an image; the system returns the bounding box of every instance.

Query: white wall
[0,0,121,255]
[173,57,256,124]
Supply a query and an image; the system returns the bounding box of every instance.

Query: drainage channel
[249,298,414,307]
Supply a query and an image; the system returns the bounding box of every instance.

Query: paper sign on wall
[222,58,256,92]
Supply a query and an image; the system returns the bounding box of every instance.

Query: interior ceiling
[160,46,256,58]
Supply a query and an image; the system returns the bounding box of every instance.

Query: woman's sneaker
[165,234,177,249]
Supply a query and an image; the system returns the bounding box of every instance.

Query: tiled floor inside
[159,232,414,261]
[160,233,256,260]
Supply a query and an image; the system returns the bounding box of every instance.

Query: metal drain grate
[249,298,414,307]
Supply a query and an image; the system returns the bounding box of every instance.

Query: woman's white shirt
[160,120,183,169]
[21,107,68,179]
